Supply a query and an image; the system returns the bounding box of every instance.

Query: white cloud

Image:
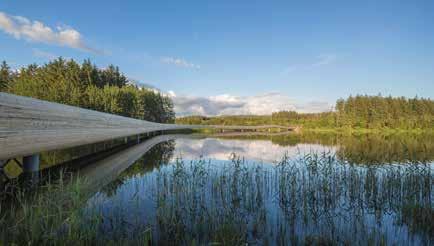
[169,92,332,116]
[0,12,99,53]
[161,57,200,69]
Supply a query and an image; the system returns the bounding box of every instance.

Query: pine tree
[0,61,11,91]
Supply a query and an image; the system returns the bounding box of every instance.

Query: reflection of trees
[121,140,175,176]
[99,141,175,197]
[335,133,434,164]
[271,132,434,165]
[39,138,127,169]
[216,132,434,164]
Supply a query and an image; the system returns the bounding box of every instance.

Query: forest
[177,95,434,130]
[1,58,432,130]
[0,58,174,123]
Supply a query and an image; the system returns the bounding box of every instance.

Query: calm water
[77,133,433,245]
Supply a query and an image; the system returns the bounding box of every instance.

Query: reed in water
[1,152,432,245]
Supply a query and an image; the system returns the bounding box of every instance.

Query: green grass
[1,152,432,245]
[0,172,153,246]
[1,173,85,245]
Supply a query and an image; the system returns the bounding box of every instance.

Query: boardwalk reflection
[1,135,187,195]
[79,134,180,189]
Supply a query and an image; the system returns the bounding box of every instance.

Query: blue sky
[1,0,433,115]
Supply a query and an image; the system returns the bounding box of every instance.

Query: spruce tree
[0,61,11,91]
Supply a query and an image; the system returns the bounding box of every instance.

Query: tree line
[177,95,434,130]
[0,58,174,123]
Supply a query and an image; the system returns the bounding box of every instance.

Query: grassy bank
[0,173,152,245]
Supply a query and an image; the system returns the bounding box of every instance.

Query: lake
[1,132,433,245]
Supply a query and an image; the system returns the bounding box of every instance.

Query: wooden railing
[0,93,199,160]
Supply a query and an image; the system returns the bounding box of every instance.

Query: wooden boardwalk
[0,92,297,160]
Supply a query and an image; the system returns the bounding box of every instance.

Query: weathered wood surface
[0,93,200,160]
[0,92,297,160]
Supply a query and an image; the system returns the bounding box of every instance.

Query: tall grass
[0,172,152,245]
[85,153,433,245]
[1,153,433,245]
[1,172,86,245]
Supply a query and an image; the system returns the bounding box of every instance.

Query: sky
[0,0,433,115]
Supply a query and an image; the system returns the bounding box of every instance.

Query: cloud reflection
[172,137,336,163]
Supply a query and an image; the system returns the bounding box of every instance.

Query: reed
[1,152,432,245]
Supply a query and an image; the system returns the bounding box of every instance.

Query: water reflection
[2,132,433,244]
[210,132,434,164]
[172,137,335,163]
[82,133,433,245]
[98,138,175,197]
